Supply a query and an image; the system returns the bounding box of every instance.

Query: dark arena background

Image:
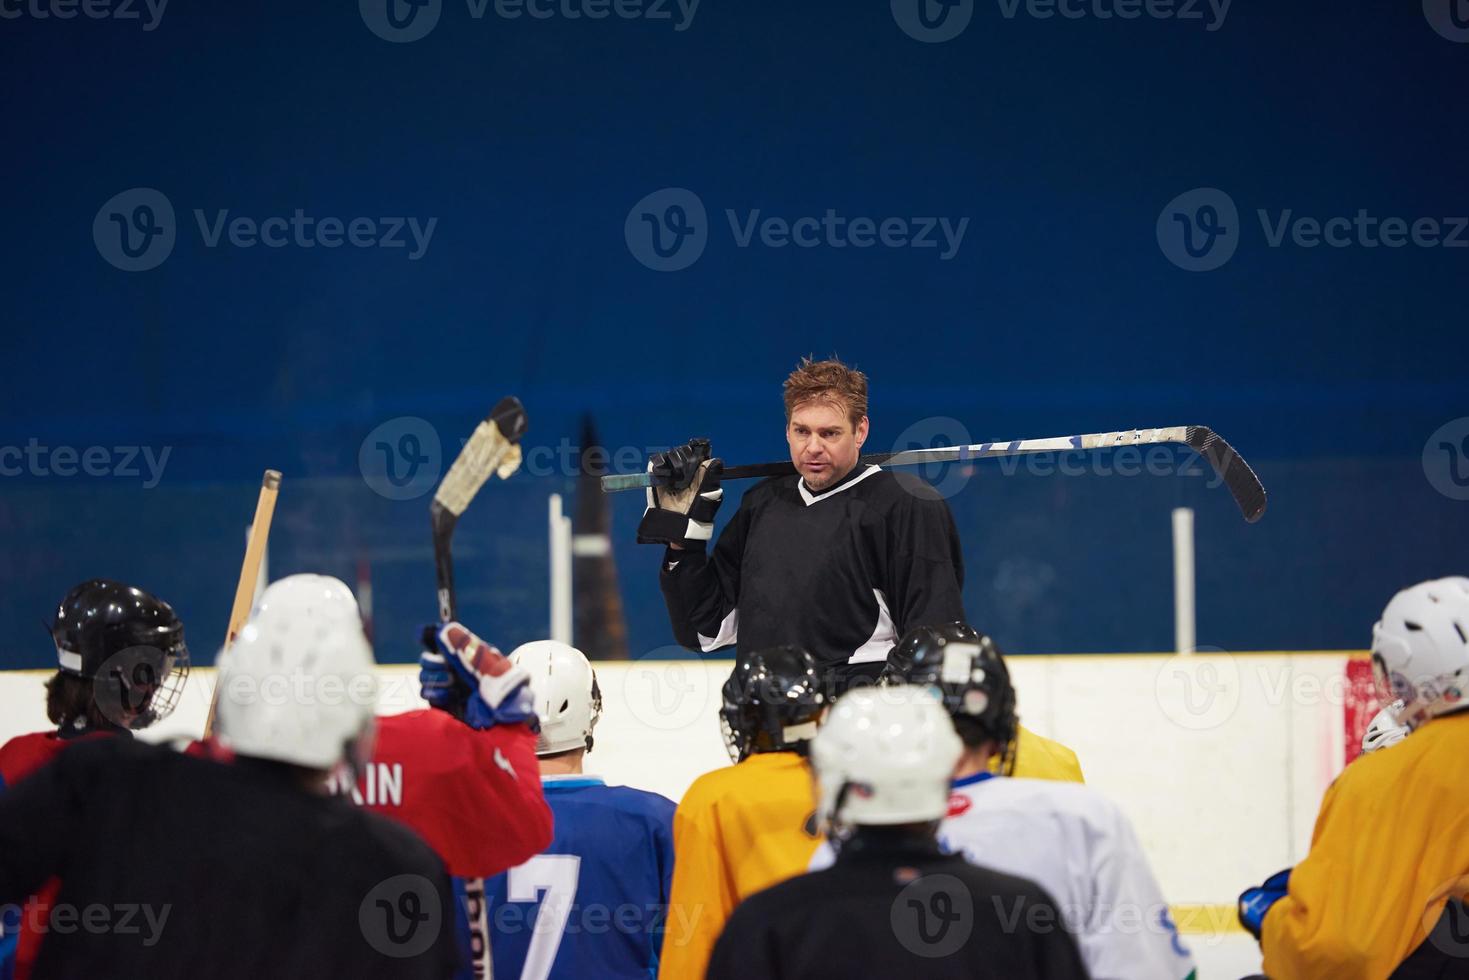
[1,3,1466,976]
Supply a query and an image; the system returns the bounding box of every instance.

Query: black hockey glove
[637,439,724,546]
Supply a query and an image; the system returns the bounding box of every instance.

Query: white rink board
[0,652,1359,909]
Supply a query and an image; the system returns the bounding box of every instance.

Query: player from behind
[861,624,1194,979]
[885,622,1086,782]
[0,571,457,978]
[1240,577,1469,978]
[708,685,1089,979]
[658,645,828,980]
[483,640,675,979]
[230,574,554,980]
[0,579,189,980]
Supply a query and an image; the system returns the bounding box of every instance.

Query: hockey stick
[601,425,1267,523]
[204,469,282,737]
[430,396,528,980]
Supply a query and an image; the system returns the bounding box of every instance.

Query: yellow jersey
[1007,724,1086,783]
[659,751,820,980]
[1263,711,1469,978]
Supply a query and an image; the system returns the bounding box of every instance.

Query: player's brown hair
[44,671,114,731]
[783,356,868,428]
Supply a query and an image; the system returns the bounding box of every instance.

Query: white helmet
[811,685,961,831]
[215,574,378,770]
[509,640,601,756]
[1362,701,1409,754]
[1371,577,1469,732]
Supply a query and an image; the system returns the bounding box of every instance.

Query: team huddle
[1,358,1466,979]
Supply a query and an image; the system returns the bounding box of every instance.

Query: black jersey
[659,464,966,670]
[706,837,1089,980]
[0,737,458,980]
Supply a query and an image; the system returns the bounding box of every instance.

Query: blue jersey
[484,776,675,980]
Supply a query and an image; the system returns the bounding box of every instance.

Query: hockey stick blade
[432,396,529,621]
[1183,426,1267,524]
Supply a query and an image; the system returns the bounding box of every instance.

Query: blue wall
[1,1,1465,667]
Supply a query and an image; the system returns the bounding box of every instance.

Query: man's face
[787,400,869,491]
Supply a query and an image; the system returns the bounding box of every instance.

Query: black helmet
[51,579,190,729]
[720,645,828,762]
[883,622,1018,773]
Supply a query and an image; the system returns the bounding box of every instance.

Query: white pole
[549,494,573,644]
[1172,507,1196,654]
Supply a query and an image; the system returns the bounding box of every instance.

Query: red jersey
[0,728,118,980]
[333,709,553,877]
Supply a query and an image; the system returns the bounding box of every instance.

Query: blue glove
[432,622,539,732]
[1239,868,1292,940]
[419,624,470,717]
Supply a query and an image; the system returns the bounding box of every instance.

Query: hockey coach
[639,356,966,694]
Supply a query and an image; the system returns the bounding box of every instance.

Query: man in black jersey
[639,357,966,693]
[0,576,459,979]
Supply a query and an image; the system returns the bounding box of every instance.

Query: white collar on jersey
[798,463,881,506]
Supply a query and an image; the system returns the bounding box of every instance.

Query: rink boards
[0,651,1370,941]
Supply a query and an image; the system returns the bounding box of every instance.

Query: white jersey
[810,773,1195,980]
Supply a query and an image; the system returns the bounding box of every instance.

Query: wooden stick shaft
[204,469,282,736]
